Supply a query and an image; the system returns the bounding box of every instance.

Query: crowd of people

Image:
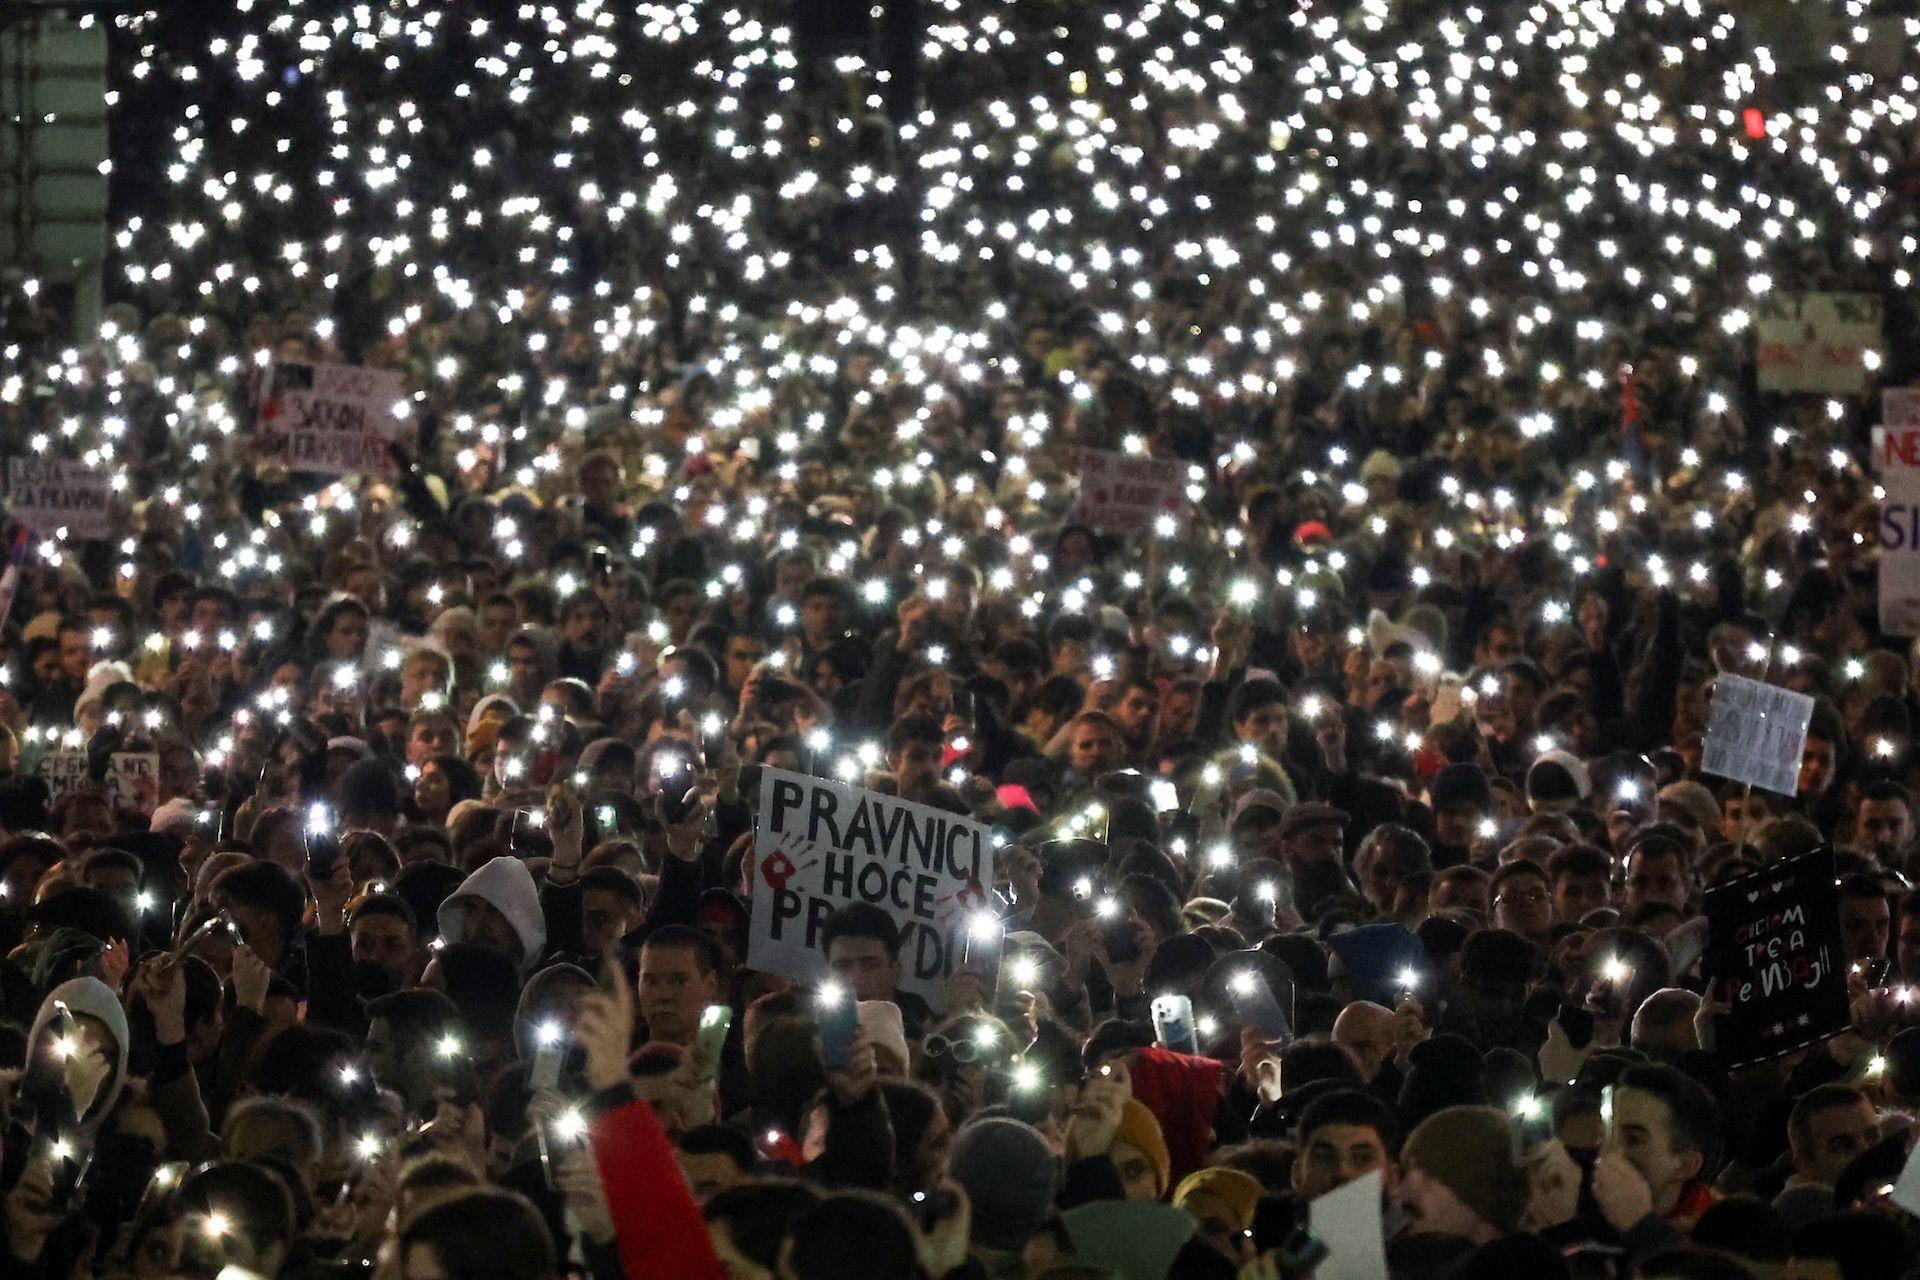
[3,0,1920,1277]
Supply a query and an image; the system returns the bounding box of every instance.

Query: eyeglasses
[923,1034,1001,1065]
[1494,889,1549,907]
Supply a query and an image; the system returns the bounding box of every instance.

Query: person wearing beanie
[1426,762,1492,868]
[946,1116,1060,1267]
[1172,1167,1264,1264]
[1395,1105,1532,1244]
[1525,751,1588,815]
[1111,1098,1172,1202]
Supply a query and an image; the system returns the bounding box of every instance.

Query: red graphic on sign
[760,849,796,891]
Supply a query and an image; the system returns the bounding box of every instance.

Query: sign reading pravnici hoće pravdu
[1703,847,1850,1067]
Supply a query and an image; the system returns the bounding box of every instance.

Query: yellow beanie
[1173,1167,1265,1231]
[1114,1099,1171,1199]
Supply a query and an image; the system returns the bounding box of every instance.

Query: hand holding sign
[1703,848,1850,1066]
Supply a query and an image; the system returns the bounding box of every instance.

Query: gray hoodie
[437,855,548,973]
[28,976,131,1127]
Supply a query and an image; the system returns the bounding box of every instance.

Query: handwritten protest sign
[1071,448,1188,535]
[1704,849,1849,1067]
[749,769,996,1010]
[1755,291,1881,394]
[34,747,90,801]
[1701,674,1815,796]
[1878,389,1920,633]
[108,751,160,818]
[6,458,113,539]
[256,360,407,477]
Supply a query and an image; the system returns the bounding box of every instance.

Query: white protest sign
[34,747,90,801]
[6,458,113,539]
[1701,674,1816,796]
[256,359,407,477]
[749,769,995,1010]
[1754,291,1881,394]
[1878,389,1920,634]
[1071,448,1188,535]
[1308,1169,1387,1280]
[108,751,160,818]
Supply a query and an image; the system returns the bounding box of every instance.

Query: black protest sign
[1704,848,1850,1066]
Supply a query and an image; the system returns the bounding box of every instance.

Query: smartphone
[1151,994,1198,1055]
[1558,1001,1596,1050]
[911,1187,961,1234]
[592,546,612,577]
[817,985,858,1069]
[1230,971,1294,1044]
[304,804,341,881]
[530,1023,566,1092]
[509,807,552,859]
[33,1130,94,1210]
[689,1005,732,1081]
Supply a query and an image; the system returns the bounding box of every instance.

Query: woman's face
[327,610,369,659]
[416,762,451,814]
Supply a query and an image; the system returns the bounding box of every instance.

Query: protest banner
[1070,448,1188,535]
[1700,673,1815,796]
[6,457,113,539]
[108,751,160,818]
[748,768,997,1009]
[256,359,408,477]
[1703,848,1849,1066]
[1878,388,1920,633]
[1754,291,1881,394]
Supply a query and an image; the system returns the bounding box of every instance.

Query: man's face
[724,636,766,692]
[1799,736,1838,796]
[1625,850,1688,914]
[1796,1100,1879,1186]
[1113,687,1157,740]
[1294,1123,1395,1199]
[1433,803,1483,852]
[481,603,518,650]
[59,628,90,682]
[407,721,456,766]
[1280,822,1345,873]
[1430,874,1488,917]
[1395,1166,1485,1239]
[1068,722,1122,776]
[828,936,899,1002]
[1606,1086,1700,1210]
[563,605,604,647]
[508,642,542,694]
[582,887,639,957]
[1839,894,1891,967]
[1354,846,1401,912]
[1554,872,1611,924]
[1478,627,1521,666]
[1857,798,1913,862]
[888,740,942,796]
[1234,704,1288,756]
[401,658,444,709]
[458,897,523,962]
[1161,686,1200,736]
[351,914,420,989]
[1493,870,1553,940]
[638,943,718,1044]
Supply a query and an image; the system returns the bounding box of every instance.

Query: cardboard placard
[107,751,160,818]
[34,747,90,800]
[1070,448,1188,535]
[256,359,407,477]
[1704,848,1850,1066]
[1700,673,1815,796]
[1755,291,1881,394]
[6,458,113,539]
[748,769,995,1011]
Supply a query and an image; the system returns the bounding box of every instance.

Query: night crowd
[3,1,1920,1279]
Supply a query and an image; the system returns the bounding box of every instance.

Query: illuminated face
[800,593,841,643]
[1795,1099,1879,1185]
[1113,686,1158,739]
[1493,870,1553,939]
[1898,907,1920,981]
[457,897,523,962]
[724,636,765,691]
[59,628,91,681]
[888,740,942,795]
[1856,798,1912,860]
[1280,821,1344,871]
[1624,850,1687,914]
[1605,1087,1701,1212]
[1234,704,1288,756]
[326,610,368,659]
[827,935,899,1002]
[1111,1139,1160,1202]
[351,914,418,989]
[638,943,718,1045]
[1798,736,1837,796]
[1553,871,1611,923]
[1068,722,1122,776]
[507,641,542,693]
[582,887,639,957]
[1433,802,1483,851]
[1838,894,1891,967]
[1294,1123,1394,1198]
[1395,1165,1487,1240]
[407,721,456,765]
